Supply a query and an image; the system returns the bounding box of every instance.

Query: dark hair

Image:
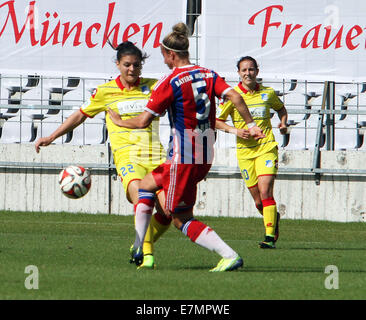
[236,56,259,71]
[108,40,148,63]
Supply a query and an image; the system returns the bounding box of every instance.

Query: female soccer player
[216,56,288,249]
[34,41,171,269]
[107,23,265,272]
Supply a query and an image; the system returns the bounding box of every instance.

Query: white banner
[0,0,186,77]
[202,0,366,82]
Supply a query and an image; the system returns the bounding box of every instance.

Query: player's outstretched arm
[224,89,265,140]
[35,110,86,153]
[108,108,155,129]
[215,120,250,139]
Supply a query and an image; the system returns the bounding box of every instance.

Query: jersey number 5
[191,80,211,121]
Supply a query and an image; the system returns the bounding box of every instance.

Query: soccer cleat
[129,245,135,264]
[274,212,280,243]
[209,255,243,272]
[259,235,276,249]
[137,254,155,270]
[129,245,144,266]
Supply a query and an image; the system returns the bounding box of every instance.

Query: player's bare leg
[248,185,263,214]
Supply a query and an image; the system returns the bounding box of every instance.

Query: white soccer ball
[58,165,91,199]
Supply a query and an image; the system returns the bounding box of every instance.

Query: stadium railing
[2,75,366,184]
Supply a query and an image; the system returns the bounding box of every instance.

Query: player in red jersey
[108,22,265,271]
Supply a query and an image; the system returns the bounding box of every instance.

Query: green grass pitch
[0,210,365,300]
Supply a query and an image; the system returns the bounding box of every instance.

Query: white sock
[134,203,153,248]
[195,227,237,259]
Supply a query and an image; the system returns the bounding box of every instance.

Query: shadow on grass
[244,266,366,273]
[282,247,366,251]
[133,263,366,273]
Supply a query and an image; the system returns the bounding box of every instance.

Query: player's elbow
[215,119,225,130]
[135,114,153,129]
[135,119,150,129]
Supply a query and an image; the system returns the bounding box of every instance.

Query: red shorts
[152,162,211,213]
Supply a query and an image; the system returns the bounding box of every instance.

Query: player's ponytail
[161,22,190,58]
[107,39,148,64]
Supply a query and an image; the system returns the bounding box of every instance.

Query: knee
[260,190,273,200]
[172,211,194,230]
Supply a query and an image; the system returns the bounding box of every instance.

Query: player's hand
[35,137,53,153]
[278,123,288,135]
[236,128,250,140]
[248,125,265,140]
[107,107,123,126]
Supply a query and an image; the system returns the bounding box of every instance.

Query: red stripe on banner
[262,197,276,207]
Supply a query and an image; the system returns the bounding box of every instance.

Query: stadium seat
[68,117,106,145]
[0,115,35,143]
[35,115,69,144]
[283,119,325,150]
[84,78,109,95]
[282,123,306,150]
[356,92,366,123]
[272,126,285,149]
[355,122,366,150]
[283,92,308,123]
[1,74,38,93]
[62,87,86,108]
[21,86,52,112]
[270,113,286,148]
[334,116,359,150]
[305,119,326,150]
[262,80,286,96]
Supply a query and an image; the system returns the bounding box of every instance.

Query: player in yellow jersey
[35,41,171,267]
[216,56,288,249]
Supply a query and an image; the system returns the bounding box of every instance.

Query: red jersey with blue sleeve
[145,65,232,164]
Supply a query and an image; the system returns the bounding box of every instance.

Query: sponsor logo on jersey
[261,93,269,101]
[117,99,148,114]
[141,85,150,95]
[249,106,266,118]
[265,160,273,168]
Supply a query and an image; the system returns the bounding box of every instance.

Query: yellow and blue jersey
[217,83,283,160]
[80,76,166,165]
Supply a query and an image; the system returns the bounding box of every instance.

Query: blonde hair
[161,22,190,57]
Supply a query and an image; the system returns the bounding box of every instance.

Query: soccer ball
[59,165,91,199]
